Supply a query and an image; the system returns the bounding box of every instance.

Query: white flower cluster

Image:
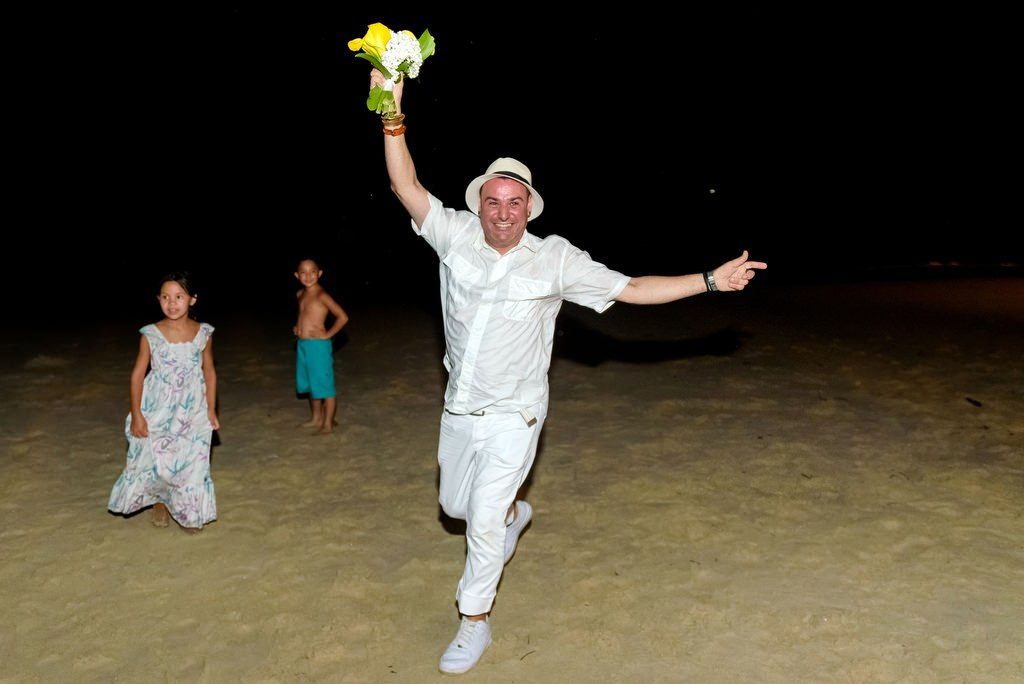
[381,30,423,79]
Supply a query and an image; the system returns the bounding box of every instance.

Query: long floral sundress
[108,322,217,528]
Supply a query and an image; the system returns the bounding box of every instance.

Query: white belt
[444,407,537,427]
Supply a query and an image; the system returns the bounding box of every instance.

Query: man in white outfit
[368,69,767,674]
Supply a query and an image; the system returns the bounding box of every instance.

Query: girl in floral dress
[108,272,219,532]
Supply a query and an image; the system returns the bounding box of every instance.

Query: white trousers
[437,406,546,616]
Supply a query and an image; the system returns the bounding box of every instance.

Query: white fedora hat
[464,157,544,221]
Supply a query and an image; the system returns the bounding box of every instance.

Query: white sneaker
[504,501,532,564]
[439,617,492,674]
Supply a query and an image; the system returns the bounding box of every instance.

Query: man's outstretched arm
[616,250,768,305]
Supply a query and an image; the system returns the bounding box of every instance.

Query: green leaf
[354,52,391,79]
[366,90,396,115]
[366,86,385,111]
[418,29,435,61]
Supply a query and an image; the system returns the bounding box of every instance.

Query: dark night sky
[11,7,1020,321]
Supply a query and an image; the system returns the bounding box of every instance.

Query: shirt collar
[473,227,540,255]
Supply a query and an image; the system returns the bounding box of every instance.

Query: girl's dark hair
[158,271,195,296]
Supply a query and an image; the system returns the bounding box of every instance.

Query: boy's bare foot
[317,425,335,435]
[299,419,321,428]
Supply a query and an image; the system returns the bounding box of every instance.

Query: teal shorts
[296,338,336,399]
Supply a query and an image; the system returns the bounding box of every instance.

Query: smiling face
[157,280,196,321]
[479,177,533,254]
[295,260,322,289]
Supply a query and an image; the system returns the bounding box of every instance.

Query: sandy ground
[1,278,1022,683]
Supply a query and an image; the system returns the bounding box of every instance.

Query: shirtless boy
[294,258,349,434]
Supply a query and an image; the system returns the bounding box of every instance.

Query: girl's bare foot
[299,419,321,428]
[151,503,170,528]
[183,526,202,535]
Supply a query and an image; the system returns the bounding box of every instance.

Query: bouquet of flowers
[348,22,435,118]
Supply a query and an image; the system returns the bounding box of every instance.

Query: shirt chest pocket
[442,253,483,306]
[503,276,555,321]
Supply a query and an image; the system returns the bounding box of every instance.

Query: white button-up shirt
[416,193,631,414]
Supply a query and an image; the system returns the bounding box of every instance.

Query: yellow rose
[347,22,392,59]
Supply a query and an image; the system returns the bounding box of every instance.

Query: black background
[10,6,1020,323]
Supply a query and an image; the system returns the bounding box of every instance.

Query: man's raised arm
[371,68,430,228]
